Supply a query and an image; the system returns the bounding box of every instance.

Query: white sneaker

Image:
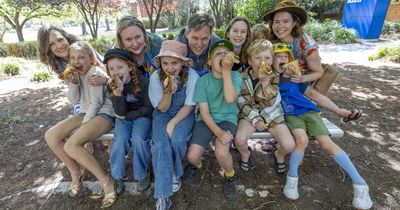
[353,184,372,209]
[172,175,181,193]
[283,176,299,200]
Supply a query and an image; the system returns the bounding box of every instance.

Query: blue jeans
[151,87,194,198]
[110,117,151,180]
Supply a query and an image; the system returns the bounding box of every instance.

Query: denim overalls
[151,85,195,198]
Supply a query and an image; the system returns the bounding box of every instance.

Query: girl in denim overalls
[148,40,199,210]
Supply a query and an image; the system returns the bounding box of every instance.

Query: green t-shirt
[193,71,243,126]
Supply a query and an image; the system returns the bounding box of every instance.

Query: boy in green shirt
[182,40,243,200]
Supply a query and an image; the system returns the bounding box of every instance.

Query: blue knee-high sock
[288,152,304,177]
[333,151,366,185]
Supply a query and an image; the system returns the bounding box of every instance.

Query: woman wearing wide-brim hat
[264,3,372,209]
[264,2,364,124]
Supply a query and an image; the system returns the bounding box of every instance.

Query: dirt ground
[0,57,399,209]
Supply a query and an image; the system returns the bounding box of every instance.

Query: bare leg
[187,144,205,166]
[214,139,234,174]
[268,124,295,163]
[304,87,352,118]
[44,115,83,185]
[63,116,113,194]
[234,119,255,162]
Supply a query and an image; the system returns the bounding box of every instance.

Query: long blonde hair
[69,41,104,70]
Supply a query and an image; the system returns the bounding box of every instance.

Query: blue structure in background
[342,0,390,39]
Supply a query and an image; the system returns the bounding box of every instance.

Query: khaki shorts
[285,111,329,137]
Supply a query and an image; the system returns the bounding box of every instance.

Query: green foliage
[30,71,52,83]
[305,19,358,44]
[1,62,20,76]
[235,0,279,26]
[382,21,400,34]
[4,112,21,125]
[330,28,358,44]
[0,0,66,42]
[86,35,115,55]
[214,28,226,39]
[369,45,400,63]
[161,33,167,38]
[0,43,7,57]
[4,41,37,58]
[167,33,175,40]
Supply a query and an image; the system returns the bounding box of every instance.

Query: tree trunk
[15,24,24,42]
[81,22,88,35]
[105,18,110,31]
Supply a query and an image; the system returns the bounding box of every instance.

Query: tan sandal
[68,178,83,197]
[101,182,117,208]
[69,164,88,198]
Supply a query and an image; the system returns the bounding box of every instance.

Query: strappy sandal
[68,174,84,197]
[240,147,256,172]
[272,148,286,174]
[101,181,117,208]
[343,108,363,123]
[261,140,277,153]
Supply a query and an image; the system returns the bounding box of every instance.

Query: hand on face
[109,75,124,96]
[163,74,178,94]
[258,61,273,80]
[221,51,239,71]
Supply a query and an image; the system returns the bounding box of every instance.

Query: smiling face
[272,12,296,41]
[273,51,290,74]
[186,26,212,56]
[160,56,184,76]
[248,49,274,77]
[69,47,94,74]
[120,25,146,56]
[48,30,70,60]
[227,20,248,49]
[106,57,131,84]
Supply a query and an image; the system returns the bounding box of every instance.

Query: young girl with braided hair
[103,48,153,194]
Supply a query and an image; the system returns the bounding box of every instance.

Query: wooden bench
[99,118,344,152]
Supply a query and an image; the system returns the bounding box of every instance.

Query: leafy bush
[30,71,53,83]
[167,33,175,40]
[330,28,358,44]
[382,21,400,34]
[2,63,20,76]
[4,41,37,59]
[369,45,400,63]
[214,28,226,39]
[86,35,115,55]
[161,33,167,39]
[0,44,7,57]
[305,19,358,44]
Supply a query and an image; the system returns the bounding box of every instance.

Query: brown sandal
[101,182,117,208]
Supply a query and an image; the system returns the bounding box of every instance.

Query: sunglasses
[273,43,293,51]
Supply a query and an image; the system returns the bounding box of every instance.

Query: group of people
[39,1,371,210]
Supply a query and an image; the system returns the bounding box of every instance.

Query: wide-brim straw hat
[263,1,308,26]
[153,40,193,68]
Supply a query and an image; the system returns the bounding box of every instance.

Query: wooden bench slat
[98,118,343,141]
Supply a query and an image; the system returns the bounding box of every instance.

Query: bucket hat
[263,1,308,26]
